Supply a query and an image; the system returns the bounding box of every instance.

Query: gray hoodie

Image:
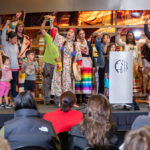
[1,28,19,70]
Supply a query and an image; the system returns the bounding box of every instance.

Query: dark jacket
[4,109,60,150]
[68,124,119,150]
[144,24,150,40]
[95,37,105,68]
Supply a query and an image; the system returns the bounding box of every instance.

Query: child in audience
[104,43,117,97]
[22,50,38,97]
[0,52,12,108]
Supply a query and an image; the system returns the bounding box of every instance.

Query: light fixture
[131,12,142,18]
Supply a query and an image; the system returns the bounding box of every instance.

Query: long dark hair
[77,29,85,37]
[102,33,111,44]
[14,91,37,111]
[126,31,136,45]
[80,95,114,149]
[15,21,24,34]
[142,44,150,62]
[107,43,116,55]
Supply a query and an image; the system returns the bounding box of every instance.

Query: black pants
[98,67,105,94]
[11,71,18,98]
[76,94,86,104]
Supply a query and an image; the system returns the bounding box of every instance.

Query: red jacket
[43,108,83,133]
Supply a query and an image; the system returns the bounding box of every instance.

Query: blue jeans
[11,71,18,98]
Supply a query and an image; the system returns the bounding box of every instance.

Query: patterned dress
[51,30,82,96]
[75,39,93,94]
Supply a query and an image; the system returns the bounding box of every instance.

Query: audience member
[68,94,118,150]
[0,91,61,150]
[43,91,83,133]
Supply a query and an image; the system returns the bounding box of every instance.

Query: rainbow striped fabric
[75,67,93,94]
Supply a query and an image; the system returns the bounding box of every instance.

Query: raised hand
[4,20,11,28]
[44,15,50,21]
[97,30,103,37]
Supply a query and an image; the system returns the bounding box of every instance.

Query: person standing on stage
[49,17,82,104]
[16,21,31,93]
[1,20,19,99]
[22,50,38,97]
[116,29,142,95]
[75,29,95,104]
[141,39,150,106]
[104,43,117,97]
[40,16,59,105]
[0,53,12,108]
[95,31,111,94]
[144,17,150,40]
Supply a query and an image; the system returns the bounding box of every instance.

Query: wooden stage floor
[0,102,149,114]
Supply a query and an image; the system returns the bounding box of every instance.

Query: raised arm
[40,17,48,36]
[116,29,126,47]
[1,20,10,51]
[95,31,103,55]
[144,18,150,40]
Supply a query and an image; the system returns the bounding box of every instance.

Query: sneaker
[5,104,12,109]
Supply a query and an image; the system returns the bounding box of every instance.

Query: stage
[0,103,149,131]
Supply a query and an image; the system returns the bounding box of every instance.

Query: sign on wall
[109,51,133,104]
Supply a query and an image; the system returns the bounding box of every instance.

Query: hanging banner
[109,51,133,104]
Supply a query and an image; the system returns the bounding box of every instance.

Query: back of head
[80,94,113,149]
[0,137,11,150]
[8,31,17,39]
[59,91,76,112]
[14,91,37,111]
[124,126,150,150]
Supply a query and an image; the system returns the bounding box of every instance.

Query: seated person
[0,91,60,150]
[68,94,119,150]
[131,113,150,130]
[123,126,150,150]
[43,91,83,133]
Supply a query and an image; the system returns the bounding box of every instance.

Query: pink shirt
[1,65,12,81]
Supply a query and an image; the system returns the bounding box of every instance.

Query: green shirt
[43,33,59,65]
